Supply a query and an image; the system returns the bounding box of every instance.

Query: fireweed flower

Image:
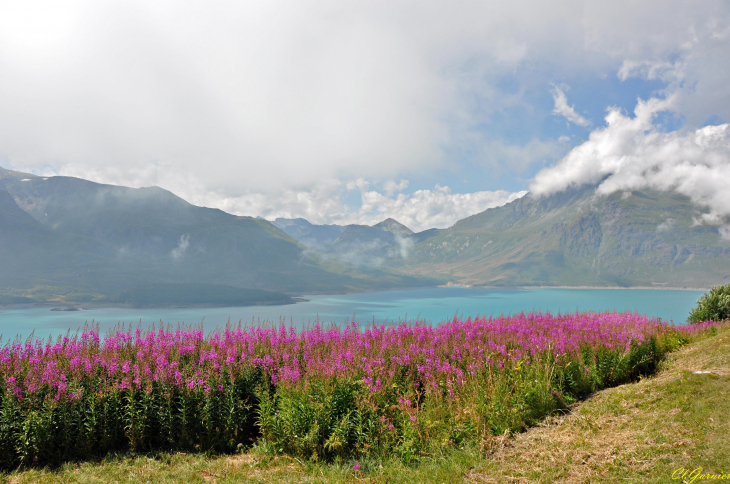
[0,314,724,409]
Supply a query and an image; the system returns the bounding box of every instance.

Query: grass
[469,326,730,483]
[2,326,728,483]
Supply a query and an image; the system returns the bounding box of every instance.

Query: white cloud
[354,185,528,231]
[383,180,409,196]
[170,234,190,260]
[617,60,684,82]
[531,95,730,232]
[0,0,727,201]
[551,86,591,127]
[591,1,730,126]
[656,219,675,233]
[199,179,525,232]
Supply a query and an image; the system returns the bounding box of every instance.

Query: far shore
[0,285,707,311]
[513,285,709,291]
[0,299,305,311]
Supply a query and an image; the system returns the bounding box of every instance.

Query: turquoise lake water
[0,287,704,341]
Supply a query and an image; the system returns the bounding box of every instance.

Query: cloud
[531,95,730,232]
[551,86,591,126]
[617,60,684,82]
[393,235,414,258]
[170,234,190,260]
[592,1,730,125]
[1,0,727,202]
[355,184,527,231]
[204,179,525,232]
[656,219,675,233]
[383,180,409,196]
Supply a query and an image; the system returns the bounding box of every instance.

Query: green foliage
[0,370,262,469]
[255,336,684,465]
[257,381,384,462]
[476,358,563,435]
[0,339,682,470]
[551,334,676,407]
[688,283,730,323]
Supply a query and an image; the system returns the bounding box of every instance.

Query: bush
[688,284,730,323]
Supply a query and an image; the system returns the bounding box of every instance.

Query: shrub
[688,283,730,323]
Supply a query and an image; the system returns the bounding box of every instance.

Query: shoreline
[0,300,303,311]
[510,285,708,291]
[0,285,706,311]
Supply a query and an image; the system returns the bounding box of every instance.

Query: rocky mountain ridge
[394,186,730,287]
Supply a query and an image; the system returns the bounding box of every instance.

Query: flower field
[0,312,724,468]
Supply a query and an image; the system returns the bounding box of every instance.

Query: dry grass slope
[470,328,730,483]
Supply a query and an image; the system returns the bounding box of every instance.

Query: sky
[0,0,729,232]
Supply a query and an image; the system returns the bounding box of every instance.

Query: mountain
[272,217,432,266]
[0,188,110,290]
[393,186,730,288]
[6,164,724,301]
[271,218,344,249]
[372,218,413,237]
[0,167,432,305]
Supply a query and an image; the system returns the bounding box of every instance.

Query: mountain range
[2,165,729,307]
[276,186,730,289]
[0,167,430,306]
[394,186,730,288]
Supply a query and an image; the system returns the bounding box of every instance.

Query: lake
[0,287,705,341]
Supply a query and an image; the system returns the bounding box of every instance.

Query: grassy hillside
[396,187,730,288]
[3,325,727,483]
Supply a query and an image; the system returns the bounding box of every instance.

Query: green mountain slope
[0,189,112,289]
[0,168,431,302]
[394,187,730,287]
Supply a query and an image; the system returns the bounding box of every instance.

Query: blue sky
[412,74,671,195]
[0,1,728,231]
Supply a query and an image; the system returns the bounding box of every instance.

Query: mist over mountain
[0,167,432,306]
[272,217,439,266]
[271,218,344,249]
[393,186,730,288]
